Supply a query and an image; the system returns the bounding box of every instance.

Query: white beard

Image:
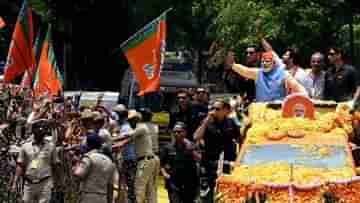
[263,67,272,72]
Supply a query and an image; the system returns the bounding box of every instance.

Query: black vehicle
[121,55,198,113]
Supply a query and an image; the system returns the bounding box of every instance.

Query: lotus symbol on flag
[160,40,166,70]
[143,64,154,79]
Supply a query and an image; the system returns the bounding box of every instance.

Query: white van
[64,91,119,111]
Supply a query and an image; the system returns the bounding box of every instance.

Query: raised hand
[225,51,235,70]
[254,19,263,40]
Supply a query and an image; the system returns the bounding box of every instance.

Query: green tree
[212,0,359,69]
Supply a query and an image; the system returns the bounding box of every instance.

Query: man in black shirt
[170,88,209,141]
[160,122,201,203]
[194,99,240,203]
[324,47,359,102]
[169,89,193,140]
[191,87,210,133]
[242,45,259,101]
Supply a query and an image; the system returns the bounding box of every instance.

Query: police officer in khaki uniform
[92,111,113,159]
[73,133,116,203]
[11,119,60,203]
[121,110,158,203]
[111,104,137,203]
[138,108,160,203]
[136,109,159,156]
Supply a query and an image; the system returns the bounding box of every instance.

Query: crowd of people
[4,95,162,203]
[224,37,360,104]
[2,35,360,203]
[0,81,244,203]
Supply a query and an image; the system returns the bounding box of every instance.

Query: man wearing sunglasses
[324,47,359,102]
[245,45,260,67]
[241,45,259,102]
[225,50,307,102]
[194,99,240,203]
[193,88,209,106]
[160,122,201,203]
[192,87,210,135]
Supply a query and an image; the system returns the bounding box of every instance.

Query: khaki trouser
[135,156,159,203]
[80,193,107,203]
[152,155,160,203]
[23,178,53,203]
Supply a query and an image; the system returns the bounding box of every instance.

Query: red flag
[33,28,63,98]
[121,14,166,96]
[4,0,35,83]
[0,16,5,29]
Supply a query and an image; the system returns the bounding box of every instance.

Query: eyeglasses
[177,96,186,100]
[210,107,222,111]
[262,60,272,64]
[246,51,255,55]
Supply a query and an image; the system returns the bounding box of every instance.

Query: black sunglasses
[177,96,186,100]
[245,51,255,54]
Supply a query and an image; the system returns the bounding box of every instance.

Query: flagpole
[118,7,173,49]
[128,69,136,108]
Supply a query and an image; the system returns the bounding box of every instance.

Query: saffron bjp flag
[0,16,5,29]
[33,29,63,98]
[4,0,34,83]
[21,31,43,87]
[121,14,167,96]
[20,70,31,87]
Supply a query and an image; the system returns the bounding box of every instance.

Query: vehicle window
[0,61,5,75]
